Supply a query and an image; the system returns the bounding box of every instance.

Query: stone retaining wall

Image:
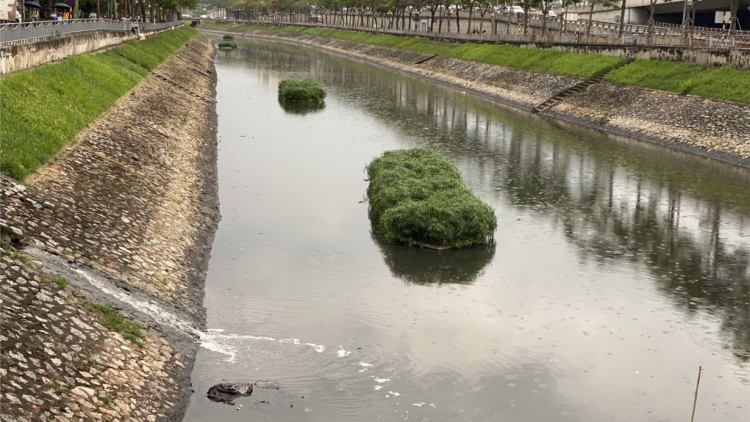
[0,28,170,75]
[204,28,750,166]
[0,33,219,422]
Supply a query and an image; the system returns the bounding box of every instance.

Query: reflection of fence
[214,12,750,48]
[0,19,180,46]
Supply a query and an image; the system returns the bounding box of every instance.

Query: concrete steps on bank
[532,59,634,113]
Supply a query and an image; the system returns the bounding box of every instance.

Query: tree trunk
[523,8,529,36]
[455,9,460,33]
[467,4,474,34]
[648,0,656,44]
[586,1,594,35]
[617,0,627,37]
[730,0,739,33]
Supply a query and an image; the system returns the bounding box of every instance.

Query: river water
[182,41,750,422]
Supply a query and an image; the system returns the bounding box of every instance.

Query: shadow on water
[278,100,326,115]
[372,232,496,285]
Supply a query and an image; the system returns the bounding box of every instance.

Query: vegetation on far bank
[605,59,750,104]
[367,149,497,248]
[278,79,326,104]
[0,26,197,181]
[207,23,750,105]
[205,23,622,78]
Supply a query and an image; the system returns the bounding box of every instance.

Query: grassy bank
[367,149,497,248]
[208,23,750,105]
[0,26,197,181]
[604,60,750,104]
[204,23,623,78]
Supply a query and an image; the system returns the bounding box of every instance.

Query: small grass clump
[367,149,497,248]
[278,79,326,104]
[85,301,145,347]
[53,277,68,290]
[49,376,69,394]
[0,26,197,181]
[218,40,237,49]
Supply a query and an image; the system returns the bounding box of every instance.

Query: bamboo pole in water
[690,366,702,422]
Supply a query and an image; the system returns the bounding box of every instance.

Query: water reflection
[220,43,750,362]
[187,43,750,421]
[373,234,496,285]
[278,101,326,115]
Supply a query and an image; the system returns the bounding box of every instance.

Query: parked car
[200,14,208,19]
[504,6,524,15]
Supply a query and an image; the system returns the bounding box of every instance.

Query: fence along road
[0,19,180,46]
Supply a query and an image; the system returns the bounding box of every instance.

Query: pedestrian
[632,32,639,46]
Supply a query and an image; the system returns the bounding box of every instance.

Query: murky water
[183,42,750,421]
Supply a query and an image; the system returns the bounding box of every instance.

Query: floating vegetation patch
[222,34,235,41]
[366,149,497,249]
[277,79,326,104]
[218,40,237,49]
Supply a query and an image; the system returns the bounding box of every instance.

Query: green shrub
[218,40,237,49]
[367,149,497,248]
[222,34,234,41]
[277,79,326,104]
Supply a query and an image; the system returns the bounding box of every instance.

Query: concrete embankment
[1,34,219,422]
[203,28,750,167]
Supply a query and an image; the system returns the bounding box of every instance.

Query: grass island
[366,149,497,249]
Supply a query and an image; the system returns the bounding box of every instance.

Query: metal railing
[0,19,180,46]
[216,11,750,49]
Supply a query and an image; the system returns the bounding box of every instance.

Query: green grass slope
[0,26,197,180]
[208,23,750,105]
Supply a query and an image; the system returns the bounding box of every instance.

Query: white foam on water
[74,267,327,363]
[337,348,351,357]
[374,378,390,383]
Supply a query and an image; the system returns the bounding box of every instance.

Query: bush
[218,40,237,49]
[277,79,326,104]
[223,34,234,41]
[367,149,497,248]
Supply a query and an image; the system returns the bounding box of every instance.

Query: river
[182,41,750,422]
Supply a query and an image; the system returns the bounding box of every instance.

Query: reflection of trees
[373,233,496,285]
[235,42,750,362]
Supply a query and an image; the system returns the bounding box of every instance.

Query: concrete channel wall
[0,34,219,422]
[0,27,171,74]
[201,27,750,167]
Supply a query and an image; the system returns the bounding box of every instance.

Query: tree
[729,0,740,34]
[647,0,673,44]
[584,0,617,36]
[617,0,626,37]
[517,0,538,36]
